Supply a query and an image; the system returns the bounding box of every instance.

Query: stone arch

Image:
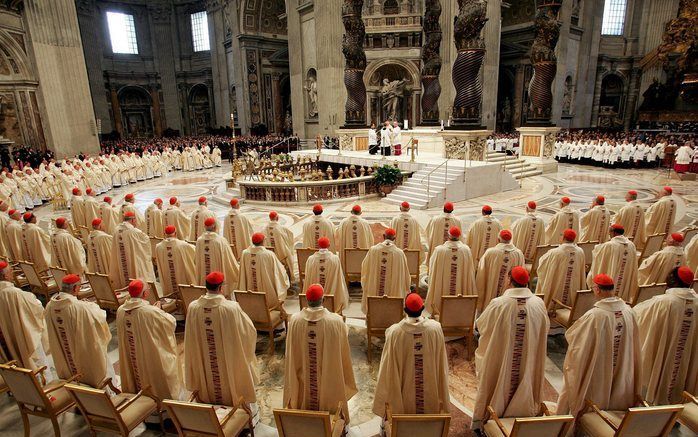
[598,72,626,127]
[0,29,35,82]
[365,59,421,126]
[188,83,211,135]
[118,86,153,137]
[364,58,420,92]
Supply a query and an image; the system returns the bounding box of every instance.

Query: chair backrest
[178,284,206,315]
[683,227,698,245]
[144,281,162,304]
[616,405,683,436]
[693,280,698,293]
[18,261,45,289]
[642,234,666,259]
[64,384,119,424]
[0,364,48,409]
[570,290,596,323]
[234,290,270,324]
[439,295,477,330]
[531,245,556,278]
[632,283,667,306]
[299,294,336,313]
[510,415,574,437]
[578,242,597,268]
[343,248,369,279]
[388,414,451,437]
[367,296,404,331]
[296,248,319,282]
[49,266,67,286]
[405,249,420,282]
[86,272,120,307]
[163,400,222,436]
[274,408,332,437]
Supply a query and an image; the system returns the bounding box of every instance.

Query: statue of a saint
[381,78,407,120]
[304,77,318,117]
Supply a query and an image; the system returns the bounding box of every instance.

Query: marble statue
[381,78,407,121]
[304,76,318,117]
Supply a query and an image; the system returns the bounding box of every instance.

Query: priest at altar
[545,197,580,245]
[50,217,86,276]
[425,226,476,316]
[373,293,449,417]
[45,274,111,387]
[587,224,638,302]
[614,190,646,247]
[426,202,464,263]
[645,186,677,236]
[580,195,611,243]
[185,271,258,406]
[557,274,641,418]
[472,267,549,429]
[638,232,686,285]
[465,205,503,264]
[144,198,164,239]
[155,225,197,297]
[263,211,296,283]
[476,230,525,311]
[336,204,373,266]
[536,229,586,309]
[117,279,183,400]
[20,212,51,273]
[86,218,113,275]
[511,201,544,262]
[360,228,411,314]
[303,237,349,313]
[189,196,217,241]
[302,204,336,251]
[238,232,289,306]
[0,261,48,370]
[284,284,357,422]
[633,266,698,405]
[196,218,240,295]
[164,197,191,241]
[109,211,155,289]
[223,198,254,260]
[389,201,423,264]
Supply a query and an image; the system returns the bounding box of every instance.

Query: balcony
[363,14,422,32]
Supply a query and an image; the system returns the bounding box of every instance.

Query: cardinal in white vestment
[390,201,424,264]
[304,237,349,313]
[20,212,51,273]
[0,203,9,256]
[557,274,642,418]
[189,196,217,241]
[545,197,580,245]
[98,196,119,235]
[580,195,611,243]
[185,271,258,406]
[536,229,586,308]
[360,228,411,314]
[0,261,48,370]
[164,197,191,241]
[117,280,183,400]
[511,201,545,261]
[263,211,296,283]
[45,274,111,387]
[109,212,155,289]
[587,224,638,302]
[302,204,336,251]
[336,204,373,266]
[50,217,86,276]
[5,209,23,261]
[687,235,698,273]
[476,230,525,311]
[155,226,197,297]
[144,198,164,239]
[82,188,101,227]
[638,232,686,285]
[284,284,357,421]
[633,267,698,405]
[373,293,449,416]
[427,202,465,263]
[238,233,289,307]
[473,267,549,428]
[223,198,254,259]
[614,190,647,247]
[196,218,240,295]
[120,193,146,232]
[646,186,678,237]
[86,218,113,275]
[425,226,476,316]
[70,187,86,229]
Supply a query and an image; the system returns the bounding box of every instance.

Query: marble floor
[2,161,698,436]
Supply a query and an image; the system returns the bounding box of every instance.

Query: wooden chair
[65,380,159,436]
[679,391,698,433]
[296,248,318,286]
[630,283,667,307]
[164,394,254,437]
[383,403,451,437]
[177,284,207,317]
[578,400,683,437]
[49,266,94,300]
[299,293,338,314]
[77,225,90,244]
[578,242,597,272]
[366,296,404,363]
[483,404,573,437]
[639,234,666,261]
[18,261,59,300]
[437,295,477,358]
[86,272,129,311]
[49,265,67,286]
[693,279,698,293]
[552,290,596,328]
[274,405,346,437]
[0,362,79,437]
[234,290,287,354]
[405,249,421,286]
[682,227,698,245]
[343,248,369,283]
[528,245,556,282]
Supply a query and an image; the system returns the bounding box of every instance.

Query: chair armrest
[553,299,572,310]
[219,403,239,426]
[584,400,619,431]
[2,360,18,366]
[116,385,151,413]
[33,366,48,385]
[487,406,510,437]
[97,377,121,394]
[187,390,200,403]
[115,286,130,294]
[541,403,552,416]
[635,396,650,407]
[161,292,179,300]
[44,373,81,394]
[683,391,698,405]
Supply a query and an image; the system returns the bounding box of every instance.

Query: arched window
[601,0,627,36]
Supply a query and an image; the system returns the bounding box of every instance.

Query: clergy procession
[1,184,698,437]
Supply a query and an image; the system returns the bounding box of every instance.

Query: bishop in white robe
[645,186,677,236]
[511,201,545,261]
[389,201,424,264]
[476,230,525,311]
[5,209,23,261]
[427,202,465,262]
[638,232,686,285]
[196,219,240,295]
[263,211,296,283]
[20,212,51,273]
[536,229,586,308]
[223,198,254,259]
[86,218,113,275]
[189,196,217,241]
[302,204,336,251]
[155,225,197,297]
[614,190,647,247]
[336,205,373,266]
[360,229,411,314]
[238,233,289,307]
[587,225,638,302]
[144,198,164,239]
[109,213,155,289]
[98,197,119,235]
[545,197,580,245]
[687,235,698,273]
[50,217,86,276]
[304,237,349,313]
[580,195,611,243]
[164,197,191,241]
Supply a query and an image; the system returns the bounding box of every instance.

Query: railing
[363,14,422,29]
[239,175,379,203]
[418,158,449,199]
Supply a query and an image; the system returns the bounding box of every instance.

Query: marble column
[148,2,181,132]
[572,0,603,127]
[272,73,283,134]
[150,85,163,136]
[624,67,642,130]
[550,0,572,125]
[481,0,501,130]
[207,0,232,128]
[223,1,249,133]
[109,86,124,137]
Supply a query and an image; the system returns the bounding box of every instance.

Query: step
[514,170,543,179]
[389,190,431,201]
[384,195,427,208]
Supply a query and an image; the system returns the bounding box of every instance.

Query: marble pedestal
[439,129,492,161]
[516,126,560,173]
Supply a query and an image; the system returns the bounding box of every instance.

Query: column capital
[148,2,173,24]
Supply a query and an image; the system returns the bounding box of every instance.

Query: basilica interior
[0,1,697,437]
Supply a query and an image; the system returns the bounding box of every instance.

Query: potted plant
[374,165,402,196]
